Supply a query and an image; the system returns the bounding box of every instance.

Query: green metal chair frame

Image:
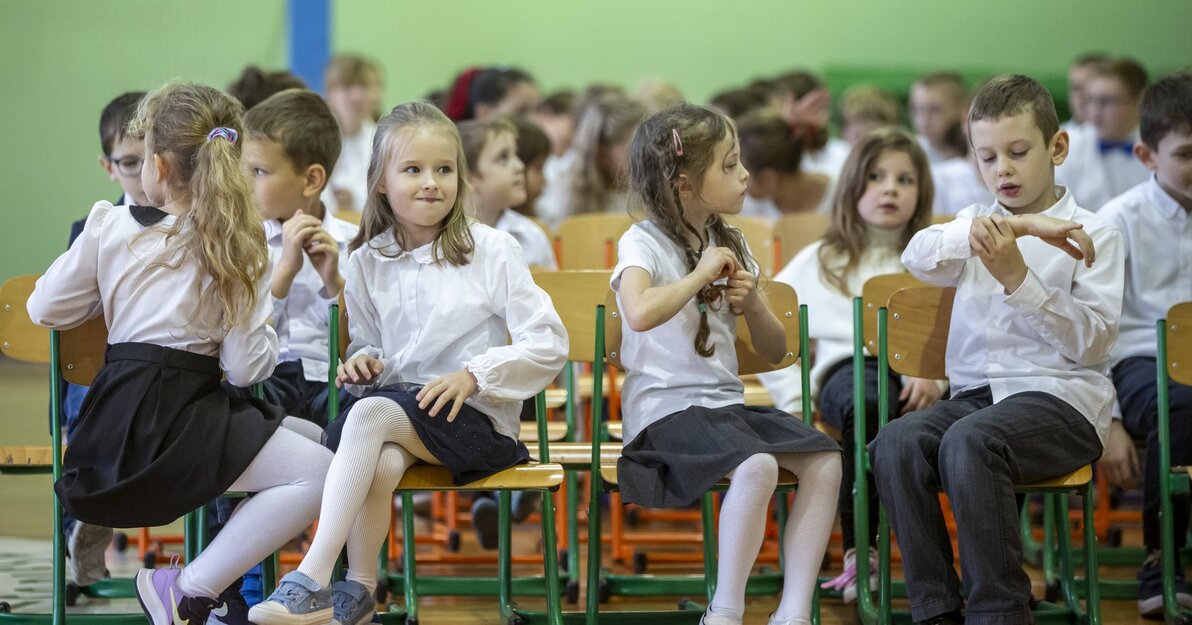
[850,284,1101,625]
[1156,303,1192,625]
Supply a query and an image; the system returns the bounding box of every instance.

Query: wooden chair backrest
[861,273,926,357]
[885,286,956,379]
[1167,302,1192,387]
[772,212,830,270]
[0,275,49,364]
[533,271,614,363]
[337,293,350,362]
[554,213,634,270]
[334,210,362,225]
[604,282,801,375]
[59,317,108,386]
[724,215,775,275]
[931,213,955,226]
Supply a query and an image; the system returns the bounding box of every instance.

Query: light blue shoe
[329,580,374,625]
[247,571,332,625]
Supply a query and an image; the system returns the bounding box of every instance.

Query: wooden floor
[0,357,1166,623]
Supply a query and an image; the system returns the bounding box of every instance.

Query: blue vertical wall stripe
[289,0,330,94]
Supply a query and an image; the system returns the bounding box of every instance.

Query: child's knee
[870,418,915,468]
[733,453,779,488]
[344,397,402,435]
[938,420,995,475]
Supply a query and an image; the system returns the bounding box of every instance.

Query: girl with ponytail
[610,103,841,625]
[27,82,332,625]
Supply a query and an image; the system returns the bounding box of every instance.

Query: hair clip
[206,127,239,144]
[672,128,684,156]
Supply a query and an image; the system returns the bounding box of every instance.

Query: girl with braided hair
[611,103,841,625]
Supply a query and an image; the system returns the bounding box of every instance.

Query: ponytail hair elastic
[206,127,239,144]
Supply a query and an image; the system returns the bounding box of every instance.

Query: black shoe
[208,578,250,625]
[917,610,964,625]
[471,496,499,550]
[511,490,541,523]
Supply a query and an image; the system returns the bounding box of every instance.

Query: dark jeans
[817,357,902,552]
[1115,356,1192,555]
[871,387,1102,625]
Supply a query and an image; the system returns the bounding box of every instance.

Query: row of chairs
[3,269,1190,624]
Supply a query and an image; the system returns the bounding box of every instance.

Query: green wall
[3,0,1191,282]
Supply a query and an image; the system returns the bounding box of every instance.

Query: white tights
[297,397,440,589]
[708,451,841,624]
[179,418,333,598]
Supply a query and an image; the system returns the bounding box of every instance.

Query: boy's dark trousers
[871,386,1102,625]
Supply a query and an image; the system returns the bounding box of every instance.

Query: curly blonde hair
[128,82,267,336]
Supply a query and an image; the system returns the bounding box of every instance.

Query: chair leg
[401,493,419,625]
[1083,483,1101,625]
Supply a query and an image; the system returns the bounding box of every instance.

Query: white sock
[297,397,438,586]
[772,451,841,623]
[178,426,333,598]
[709,453,779,621]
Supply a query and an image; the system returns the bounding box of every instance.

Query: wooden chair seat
[1,445,54,467]
[516,421,569,442]
[543,388,567,409]
[606,422,623,441]
[743,383,774,406]
[1016,465,1093,492]
[815,420,843,441]
[395,462,564,491]
[524,442,621,467]
[599,464,798,487]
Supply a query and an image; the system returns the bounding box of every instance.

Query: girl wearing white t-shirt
[612,104,841,625]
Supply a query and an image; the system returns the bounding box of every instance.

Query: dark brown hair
[244,89,341,182]
[227,66,308,111]
[627,104,754,357]
[968,74,1060,145]
[458,117,518,173]
[738,108,804,174]
[100,92,147,155]
[1140,71,1192,149]
[819,128,934,297]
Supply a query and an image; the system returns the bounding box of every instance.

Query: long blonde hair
[818,128,933,296]
[627,104,755,358]
[350,101,475,265]
[128,82,267,335]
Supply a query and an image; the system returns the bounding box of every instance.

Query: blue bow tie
[1098,139,1134,156]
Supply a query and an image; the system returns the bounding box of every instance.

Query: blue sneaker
[330,580,374,625]
[247,571,332,625]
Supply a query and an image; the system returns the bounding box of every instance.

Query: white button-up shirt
[494,209,557,270]
[343,223,568,440]
[932,157,993,217]
[901,188,1124,444]
[612,220,757,443]
[1099,177,1192,364]
[264,210,358,382]
[1056,126,1150,211]
[28,201,278,387]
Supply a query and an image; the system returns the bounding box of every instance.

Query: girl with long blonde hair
[27,82,332,625]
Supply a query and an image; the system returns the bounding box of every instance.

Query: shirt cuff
[465,358,493,397]
[938,218,975,261]
[1002,268,1048,312]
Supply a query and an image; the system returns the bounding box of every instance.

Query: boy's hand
[899,377,943,414]
[416,369,478,422]
[970,215,1028,293]
[725,269,760,315]
[1099,420,1140,489]
[336,354,384,388]
[695,247,739,285]
[303,229,343,295]
[277,210,323,278]
[1009,214,1096,267]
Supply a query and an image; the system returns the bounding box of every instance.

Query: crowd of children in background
[26,48,1192,625]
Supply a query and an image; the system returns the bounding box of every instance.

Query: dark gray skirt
[326,384,530,485]
[618,404,840,508]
